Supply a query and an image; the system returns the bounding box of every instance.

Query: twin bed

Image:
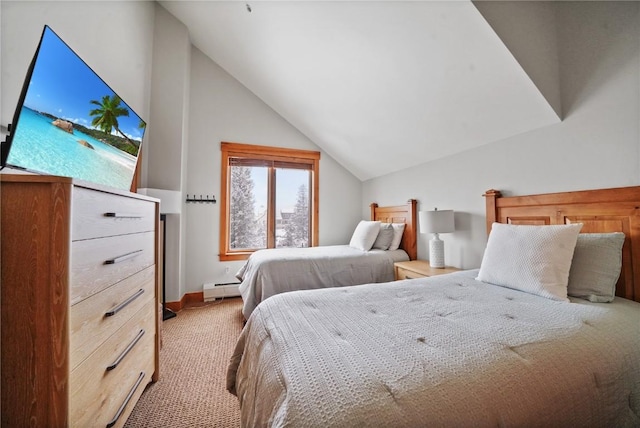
[236,199,417,319]
[227,186,640,427]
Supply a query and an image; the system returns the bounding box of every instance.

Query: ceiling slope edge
[473,1,562,120]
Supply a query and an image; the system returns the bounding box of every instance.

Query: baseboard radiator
[203,282,241,301]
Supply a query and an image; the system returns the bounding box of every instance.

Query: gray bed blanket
[228,269,640,427]
[236,245,407,319]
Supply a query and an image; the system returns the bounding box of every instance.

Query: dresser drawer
[69,300,155,427]
[70,265,155,371]
[71,231,155,305]
[395,266,426,280]
[73,186,156,241]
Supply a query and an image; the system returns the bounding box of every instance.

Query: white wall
[363,1,640,270]
[184,47,362,295]
[1,1,155,135]
[144,5,191,302]
[148,3,365,302]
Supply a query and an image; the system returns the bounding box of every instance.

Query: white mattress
[235,245,409,319]
[227,270,640,427]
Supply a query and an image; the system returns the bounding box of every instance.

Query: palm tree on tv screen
[89,94,134,146]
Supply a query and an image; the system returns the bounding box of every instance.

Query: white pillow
[476,222,582,301]
[387,223,406,251]
[372,223,394,250]
[349,221,381,251]
[567,232,625,302]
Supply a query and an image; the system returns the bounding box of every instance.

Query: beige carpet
[125,298,244,428]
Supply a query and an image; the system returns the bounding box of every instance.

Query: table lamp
[419,208,454,268]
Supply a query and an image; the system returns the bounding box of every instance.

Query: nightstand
[394,260,461,280]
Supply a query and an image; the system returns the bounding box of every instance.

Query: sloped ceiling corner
[160,1,560,181]
[473,0,562,119]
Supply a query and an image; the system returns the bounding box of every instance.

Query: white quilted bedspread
[236,245,407,319]
[227,270,640,428]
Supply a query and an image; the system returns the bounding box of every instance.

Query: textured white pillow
[568,232,625,303]
[372,223,395,250]
[476,223,582,301]
[387,223,406,251]
[349,221,381,251]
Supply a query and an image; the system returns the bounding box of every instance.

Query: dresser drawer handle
[106,371,145,428]
[104,249,143,265]
[405,275,418,280]
[105,289,145,317]
[106,329,145,371]
[104,212,144,219]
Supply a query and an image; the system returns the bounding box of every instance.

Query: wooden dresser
[1,174,160,427]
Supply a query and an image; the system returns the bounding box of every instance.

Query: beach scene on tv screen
[7,27,145,191]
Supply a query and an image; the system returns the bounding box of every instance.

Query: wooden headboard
[484,187,640,303]
[370,199,417,260]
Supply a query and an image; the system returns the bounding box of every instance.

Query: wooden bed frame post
[408,199,417,224]
[370,203,378,221]
[483,189,501,235]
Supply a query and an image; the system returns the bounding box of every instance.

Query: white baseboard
[203,283,241,301]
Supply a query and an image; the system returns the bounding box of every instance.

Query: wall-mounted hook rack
[186,194,217,204]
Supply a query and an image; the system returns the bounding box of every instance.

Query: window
[220,142,320,261]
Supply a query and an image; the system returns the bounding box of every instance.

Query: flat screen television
[0,25,146,191]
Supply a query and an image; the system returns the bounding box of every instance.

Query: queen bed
[236,199,417,319]
[227,186,640,427]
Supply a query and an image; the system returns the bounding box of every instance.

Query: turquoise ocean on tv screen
[7,107,137,190]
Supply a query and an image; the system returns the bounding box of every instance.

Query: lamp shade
[138,188,182,214]
[419,210,454,234]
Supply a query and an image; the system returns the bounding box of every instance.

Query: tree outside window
[281,183,309,248]
[229,165,266,250]
[220,142,320,261]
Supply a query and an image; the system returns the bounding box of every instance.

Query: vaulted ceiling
[160,1,561,181]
